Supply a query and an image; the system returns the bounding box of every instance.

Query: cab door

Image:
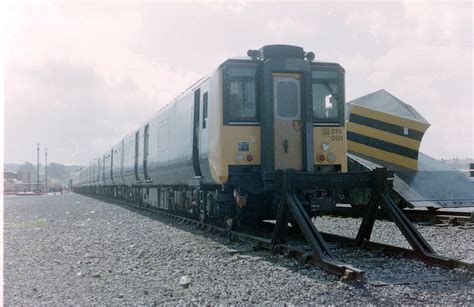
[273,73,303,170]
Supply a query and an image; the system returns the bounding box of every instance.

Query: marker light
[247,49,261,60]
[317,153,326,162]
[246,154,254,162]
[327,152,336,162]
[306,51,315,62]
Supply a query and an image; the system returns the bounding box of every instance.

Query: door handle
[283,139,288,153]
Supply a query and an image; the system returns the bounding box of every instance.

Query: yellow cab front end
[207,45,348,219]
[209,46,348,183]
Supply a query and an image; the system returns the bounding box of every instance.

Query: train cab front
[219,45,347,219]
[260,45,346,174]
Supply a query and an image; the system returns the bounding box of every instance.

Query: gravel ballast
[4,193,474,305]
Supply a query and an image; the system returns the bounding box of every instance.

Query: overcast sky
[5,1,473,165]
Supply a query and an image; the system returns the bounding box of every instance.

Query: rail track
[404,209,473,226]
[318,206,474,226]
[79,192,474,285]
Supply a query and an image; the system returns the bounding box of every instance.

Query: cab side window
[224,66,258,124]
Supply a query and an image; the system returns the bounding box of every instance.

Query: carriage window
[158,121,168,151]
[225,66,258,123]
[312,83,339,120]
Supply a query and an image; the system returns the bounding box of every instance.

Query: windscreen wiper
[323,82,338,100]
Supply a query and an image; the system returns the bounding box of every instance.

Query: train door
[102,155,106,182]
[200,91,209,154]
[120,139,125,183]
[143,124,150,181]
[134,131,142,182]
[272,73,303,170]
[192,89,202,177]
[92,160,96,185]
[90,162,93,184]
[110,149,114,182]
[96,158,100,183]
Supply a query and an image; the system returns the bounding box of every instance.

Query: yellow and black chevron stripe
[347,105,429,170]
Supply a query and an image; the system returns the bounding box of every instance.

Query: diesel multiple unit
[73,44,474,278]
[74,45,348,226]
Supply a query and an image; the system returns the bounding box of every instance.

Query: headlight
[322,143,330,152]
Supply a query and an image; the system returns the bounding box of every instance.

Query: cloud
[5,2,202,164]
[368,57,472,158]
[4,2,472,164]
[402,2,472,46]
[266,16,314,35]
[342,2,473,158]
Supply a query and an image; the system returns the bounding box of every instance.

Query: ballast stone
[179,275,192,288]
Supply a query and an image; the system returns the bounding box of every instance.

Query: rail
[75,167,474,282]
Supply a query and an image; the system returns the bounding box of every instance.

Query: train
[73,44,352,228]
[72,44,474,278]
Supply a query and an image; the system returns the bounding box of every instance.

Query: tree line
[5,162,82,183]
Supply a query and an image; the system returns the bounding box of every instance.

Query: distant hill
[4,163,22,172]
